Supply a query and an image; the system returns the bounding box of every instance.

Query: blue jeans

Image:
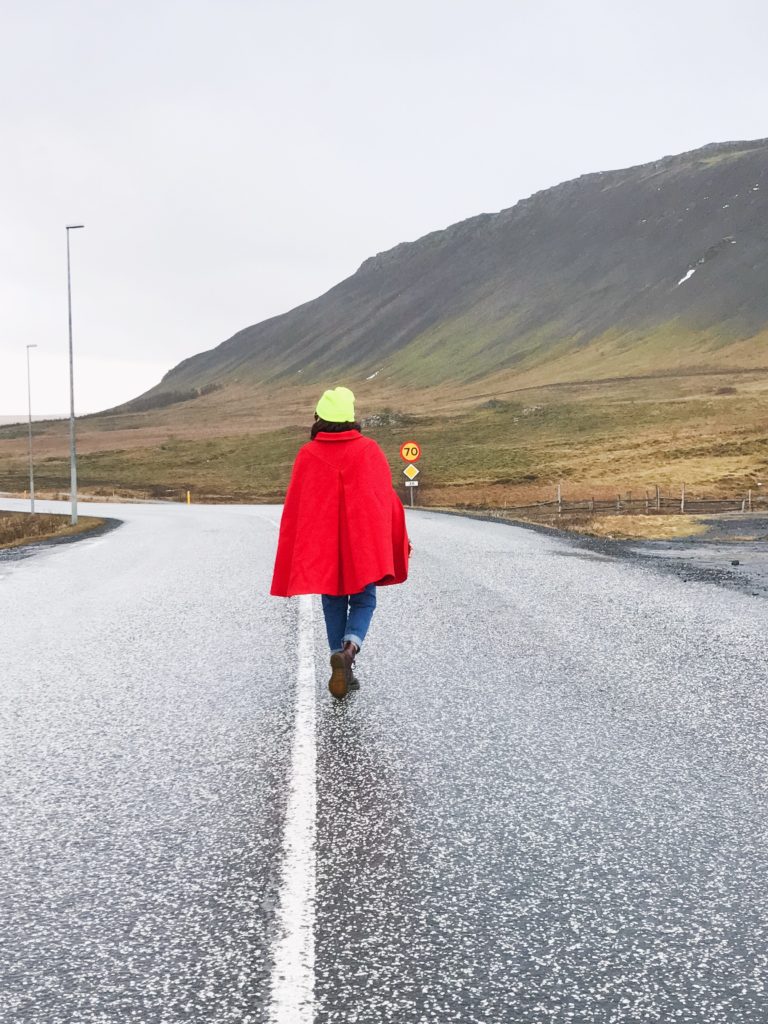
[321,584,377,652]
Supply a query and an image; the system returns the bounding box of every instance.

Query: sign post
[399,440,421,508]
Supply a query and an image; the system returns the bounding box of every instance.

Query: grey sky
[2,0,767,415]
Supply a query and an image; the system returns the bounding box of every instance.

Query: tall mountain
[132,138,768,408]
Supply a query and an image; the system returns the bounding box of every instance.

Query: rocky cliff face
[133,138,768,405]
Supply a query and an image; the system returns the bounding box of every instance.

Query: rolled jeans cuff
[343,632,363,651]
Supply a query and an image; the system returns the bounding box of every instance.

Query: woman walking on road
[271,386,410,698]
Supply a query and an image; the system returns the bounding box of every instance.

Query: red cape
[270,431,410,597]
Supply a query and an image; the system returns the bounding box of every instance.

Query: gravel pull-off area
[426,508,768,600]
[626,514,768,600]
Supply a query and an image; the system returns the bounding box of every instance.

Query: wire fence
[498,487,768,519]
[2,468,767,518]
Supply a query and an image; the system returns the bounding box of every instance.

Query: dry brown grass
[570,514,708,541]
[453,509,708,541]
[0,512,105,549]
[1,368,767,506]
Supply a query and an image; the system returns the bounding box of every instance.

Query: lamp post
[66,224,84,525]
[26,344,38,513]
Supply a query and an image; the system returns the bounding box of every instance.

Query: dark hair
[310,418,362,439]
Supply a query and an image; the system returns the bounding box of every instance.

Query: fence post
[748,489,753,512]
[656,484,661,511]
[557,482,562,515]
[590,497,594,512]
[681,482,686,513]
[616,493,621,512]
[645,489,649,512]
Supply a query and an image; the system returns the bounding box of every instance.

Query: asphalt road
[1,499,766,1023]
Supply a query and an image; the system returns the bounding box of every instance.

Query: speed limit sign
[399,440,421,462]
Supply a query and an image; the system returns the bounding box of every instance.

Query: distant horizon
[0,414,67,425]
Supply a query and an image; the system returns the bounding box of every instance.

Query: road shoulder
[413,507,768,600]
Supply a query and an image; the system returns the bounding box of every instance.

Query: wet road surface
[1,499,767,1023]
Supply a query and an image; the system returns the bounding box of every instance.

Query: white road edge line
[267,594,317,1023]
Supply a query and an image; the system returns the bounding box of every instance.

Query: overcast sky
[2,0,767,415]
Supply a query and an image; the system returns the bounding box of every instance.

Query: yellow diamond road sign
[403,464,419,480]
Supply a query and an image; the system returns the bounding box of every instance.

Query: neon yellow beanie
[315,386,356,423]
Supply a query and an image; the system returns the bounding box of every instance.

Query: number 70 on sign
[399,441,421,462]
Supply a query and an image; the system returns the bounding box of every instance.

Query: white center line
[267,594,317,1023]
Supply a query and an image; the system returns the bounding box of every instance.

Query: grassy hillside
[119,138,768,410]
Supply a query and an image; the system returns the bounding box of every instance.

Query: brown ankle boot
[328,642,358,699]
[342,641,358,662]
[344,642,360,691]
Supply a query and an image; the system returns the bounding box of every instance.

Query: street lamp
[66,224,84,525]
[26,343,38,513]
